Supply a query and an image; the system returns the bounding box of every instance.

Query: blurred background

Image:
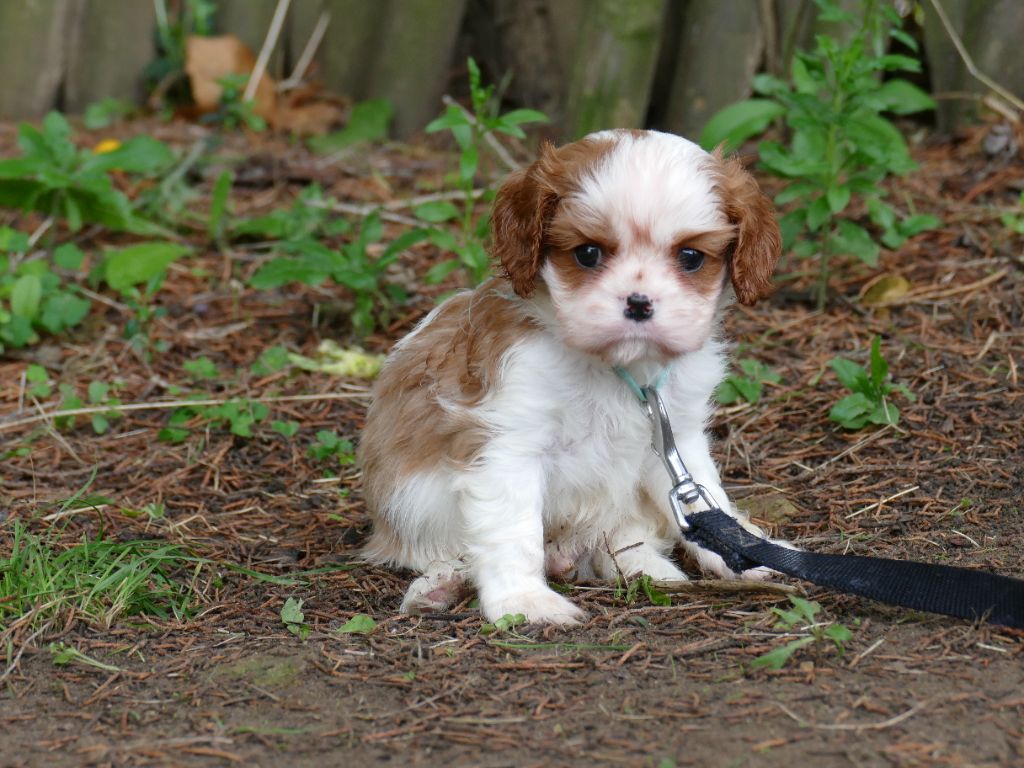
[1,0,1022,141]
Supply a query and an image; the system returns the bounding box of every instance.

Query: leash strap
[685,508,1024,630]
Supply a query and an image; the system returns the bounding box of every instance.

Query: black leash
[684,508,1024,630]
[634,382,1024,631]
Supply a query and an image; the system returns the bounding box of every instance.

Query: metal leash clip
[640,385,721,532]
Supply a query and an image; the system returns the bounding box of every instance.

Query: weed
[241,187,417,336]
[701,0,938,309]
[83,98,137,131]
[183,356,220,380]
[337,614,378,634]
[1001,192,1024,235]
[421,57,548,285]
[148,0,217,108]
[0,232,91,353]
[716,358,782,405]
[616,574,672,607]
[0,111,174,233]
[829,336,914,429]
[202,74,267,132]
[307,99,393,154]
[307,431,356,466]
[95,240,191,356]
[750,596,853,670]
[480,613,527,635]
[49,641,122,672]
[160,397,270,442]
[0,520,200,635]
[251,345,292,377]
[281,597,310,640]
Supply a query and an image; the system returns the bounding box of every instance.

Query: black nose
[624,293,654,322]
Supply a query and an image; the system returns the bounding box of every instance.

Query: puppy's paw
[483,587,585,626]
[400,570,468,614]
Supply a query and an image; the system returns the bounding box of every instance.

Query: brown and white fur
[359,129,782,625]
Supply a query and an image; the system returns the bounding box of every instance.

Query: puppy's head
[491,130,780,366]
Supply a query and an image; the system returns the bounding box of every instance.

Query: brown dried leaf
[184,34,277,120]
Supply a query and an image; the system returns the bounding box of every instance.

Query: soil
[1,117,1023,768]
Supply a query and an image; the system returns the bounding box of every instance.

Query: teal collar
[613,365,672,403]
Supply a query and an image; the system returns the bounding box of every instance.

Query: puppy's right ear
[491,142,559,298]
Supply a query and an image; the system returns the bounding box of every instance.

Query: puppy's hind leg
[400,560,470,615]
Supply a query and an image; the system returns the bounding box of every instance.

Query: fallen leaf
[185,34,277,121]
[861,274,911,306]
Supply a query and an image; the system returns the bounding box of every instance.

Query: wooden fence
[0,0,1020,140]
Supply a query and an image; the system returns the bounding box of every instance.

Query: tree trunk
[0,0,72,118]
[563,0,666,139]
[661,0,764,141]
[64,0,156,113]
[367,0,468,138]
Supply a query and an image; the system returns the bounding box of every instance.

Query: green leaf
[83,136,175,175]
[826,184,851,215]
[698,99,785,153]
[824,622,853,648]
[103,242,190,292]
[248,257,330,289]
[424,258,463,284]
[751,636,815,670]
[715,380,740,405]
[830,357,870,392]
[271,420,300,438]
[53,243,84,270]
[281,597,305,626]
[183,356,219,380]
[157,427,190,443]
[208,170,232,240]
[87,380,109,403]
[868,337,888,388]
[413,200,460,223]
[829,392,875,429]
[805,196,832,232]
[425,103,470,134]
[830,220,879,266]
[337,613,377,634]
[869,79,935,115]
[868,401,900,426]
[496,108,549,127]
[307,99,393,154]
[11,274,42,318]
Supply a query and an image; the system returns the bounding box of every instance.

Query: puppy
[359,129,781,625]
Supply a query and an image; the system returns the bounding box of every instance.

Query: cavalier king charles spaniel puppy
[359,129,781,625]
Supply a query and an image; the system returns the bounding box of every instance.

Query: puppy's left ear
[713,151,781,305]
[491,142,560,297]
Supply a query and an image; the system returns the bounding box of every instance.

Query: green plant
[750,596,853,670]
[56,379,124,435]
[159,397,270,443]
[421,57,549,285]
[701,0,938,309]
[716,359,783,405]
[337,613,378,634]
[0,111,174,232]
[1001,192,1024,235]
[246,192,421,336]
[0,232,91,353]
[615,574,672,607]
[0,520,200,634]
[829,336,914,429]
[281,597,310,640]
[480,612,527,635]
[202,73,267,131]
[307,431,356,466]
[95,240,191,356]
[83,98,137,130]
[147,0,217,107]
[307,99,393,154]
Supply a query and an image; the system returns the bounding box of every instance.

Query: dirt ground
[1,118,1023,768]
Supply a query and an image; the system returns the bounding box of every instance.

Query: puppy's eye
[574,244,603,269]
[678,247,705,273]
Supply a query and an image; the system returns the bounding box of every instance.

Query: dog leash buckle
[641,385,721,531]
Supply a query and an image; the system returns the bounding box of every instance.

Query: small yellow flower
[92,138,121,154]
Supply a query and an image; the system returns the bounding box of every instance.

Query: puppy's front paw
[683,516,796,581]
[482,587,585,626]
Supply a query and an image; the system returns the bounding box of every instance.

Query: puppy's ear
[713,151,781,305]
[491,142,559,297]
